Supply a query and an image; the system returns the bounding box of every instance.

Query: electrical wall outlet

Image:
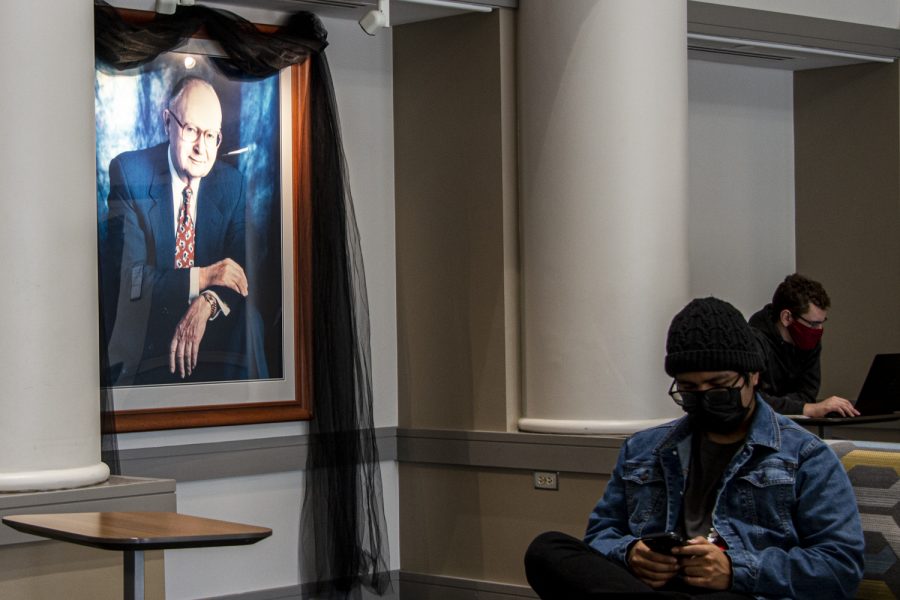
[533,471,559,490]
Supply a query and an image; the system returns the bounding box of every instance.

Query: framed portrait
[95,33,312,432]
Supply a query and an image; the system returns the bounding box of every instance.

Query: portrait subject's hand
[803,396,859,417]
[627,540,680,589]
[199,258,249,297]
[169,297,213,379]
[672,538,731,590]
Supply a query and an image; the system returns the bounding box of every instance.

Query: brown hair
[772,273,831,317]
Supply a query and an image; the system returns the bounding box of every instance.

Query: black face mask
[673,383,752,434]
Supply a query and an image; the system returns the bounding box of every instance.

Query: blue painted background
[95,51,284,380]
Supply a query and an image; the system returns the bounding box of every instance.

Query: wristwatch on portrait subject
[200,291,221,320]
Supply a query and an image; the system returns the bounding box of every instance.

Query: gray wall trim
[0,476,176,546]
[200,571,400,600]
[116,428,627,481]
[397,428,624,475]
[400,571,537,599]
[688,1,900,58]
[118,427,398,481]
[0,475,174,510]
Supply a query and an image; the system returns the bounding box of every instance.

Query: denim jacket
[585,397,864,599]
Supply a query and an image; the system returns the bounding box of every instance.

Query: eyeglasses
[793,314,827,329]
[167,109,222,148]
[668,375,746,408]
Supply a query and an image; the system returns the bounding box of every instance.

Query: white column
[0,2,109,489]
[518,0,690,434]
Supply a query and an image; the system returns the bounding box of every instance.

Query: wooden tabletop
[2,512,272,551]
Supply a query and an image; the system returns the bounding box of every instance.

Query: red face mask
[787,319,823,350]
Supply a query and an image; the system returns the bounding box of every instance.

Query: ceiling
[687,1,900,70]
[687,34,894,70]
[130,0,900,70]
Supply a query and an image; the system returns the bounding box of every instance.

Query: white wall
[687,59,796,317]
[106,8,399,599]
[327,16,399,432]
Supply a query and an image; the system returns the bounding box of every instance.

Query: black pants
[524,531,753,600]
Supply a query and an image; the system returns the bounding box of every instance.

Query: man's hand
[627,540,680,588]
[672,537,731,590]
[803,396,859,417]
[169,297,213,378]
[199,258,249,297]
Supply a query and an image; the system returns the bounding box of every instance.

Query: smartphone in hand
[641,531,685,555]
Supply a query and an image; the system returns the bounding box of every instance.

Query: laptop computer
[802,353,900,425]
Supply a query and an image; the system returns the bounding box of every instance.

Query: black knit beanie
[665,297,765,376]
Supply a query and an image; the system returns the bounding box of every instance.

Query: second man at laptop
[748,273,858,418]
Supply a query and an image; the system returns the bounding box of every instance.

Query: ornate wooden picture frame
[95,12,312,432]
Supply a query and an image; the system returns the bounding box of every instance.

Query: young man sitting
[525,297,864,599]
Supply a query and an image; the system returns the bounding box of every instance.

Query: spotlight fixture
[359,0,390,36]
[155,0,177,14]
[155,0,195,15]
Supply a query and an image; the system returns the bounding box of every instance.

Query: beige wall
[0,542,163,600]
[394,9,519,433]
[393,8,572,591]
[400,463,606,586]
[794,62,900,397]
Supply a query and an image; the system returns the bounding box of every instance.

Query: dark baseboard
[196,571,537,600]
[399,572,537,599]
[201,571,401,600]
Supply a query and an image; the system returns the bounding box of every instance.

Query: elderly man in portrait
[102,76,255,385]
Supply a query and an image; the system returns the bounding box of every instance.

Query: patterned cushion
[831,441,900,600]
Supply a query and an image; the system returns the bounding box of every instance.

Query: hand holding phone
[628,532,682,588]
[641,531,685,555]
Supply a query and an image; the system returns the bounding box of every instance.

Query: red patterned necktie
[175,185,195,268]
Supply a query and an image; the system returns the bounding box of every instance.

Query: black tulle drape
[94,2,389,596]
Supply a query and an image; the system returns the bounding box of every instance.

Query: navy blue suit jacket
[102,142,247,385]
